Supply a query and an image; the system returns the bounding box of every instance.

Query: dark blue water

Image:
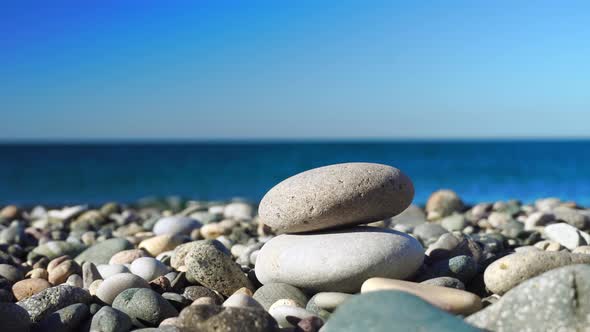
[1,141,589,206]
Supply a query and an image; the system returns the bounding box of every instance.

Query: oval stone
[95,273,150,305]
[255,226,424,292]
[153,216,201,236]
[258,163,414,233]
[484,251,590,295]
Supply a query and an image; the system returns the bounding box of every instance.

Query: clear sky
[1,1,589,140]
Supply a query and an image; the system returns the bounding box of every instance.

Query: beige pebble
[191,297,217,306]
[109,249,150,265]
[12,278,52,301]
[139,234,184,256]
[534,240,564,252]
[48,260,80,285]
[26,268,48,280]
[361,277,482,315]
[47,255,70,272]
[88,279,103,296]
[232,287,253,297]
[573,246,590,254]
[269,299,301,311]
[200,223,225,239]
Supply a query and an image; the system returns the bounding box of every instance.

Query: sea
[1,140,590,207]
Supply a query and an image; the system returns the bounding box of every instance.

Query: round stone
[112,288,178,327]
[130,257,169,282]
[255,226,424,293]
[90,306,132,332]
[253,283,309,311]
[184,240,253,297]
[153,216,201,236]
[258,163,414,233]
[544,222,590,250]
[425,190,463,220]
[95,273,150,305]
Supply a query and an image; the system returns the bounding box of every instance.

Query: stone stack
[255,162,424,293]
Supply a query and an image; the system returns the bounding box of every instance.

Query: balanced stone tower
[255,162,424,293]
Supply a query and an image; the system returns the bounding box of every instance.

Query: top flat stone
[258,163,414,233]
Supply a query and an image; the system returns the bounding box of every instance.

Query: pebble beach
[1,162,589,331]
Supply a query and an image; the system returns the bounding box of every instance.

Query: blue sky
[1,1,589,140]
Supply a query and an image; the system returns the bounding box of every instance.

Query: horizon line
[2,136,590,145]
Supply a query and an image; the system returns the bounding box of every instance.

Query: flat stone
[467,264,590,331]
[420,277,465,290]
[184,240,253,297]
[95,273,150,305]
[16,285,91,322]
[253,283,308,311]
[484,251,590,295]
[36,303,89,332]
[112,288,178,327]
[75,238,133,265]
[177,304,279,332]
[310,292,351,310]
[255,226,424,293]
[322,291,480,332]
[153,216,201,236]
[90,306,133,332]
[361,278,481,315]
[258,163,414,233]
[0,302,32,332]
[544,222,590,250]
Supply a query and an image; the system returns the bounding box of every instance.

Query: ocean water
[1,141,590,206]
